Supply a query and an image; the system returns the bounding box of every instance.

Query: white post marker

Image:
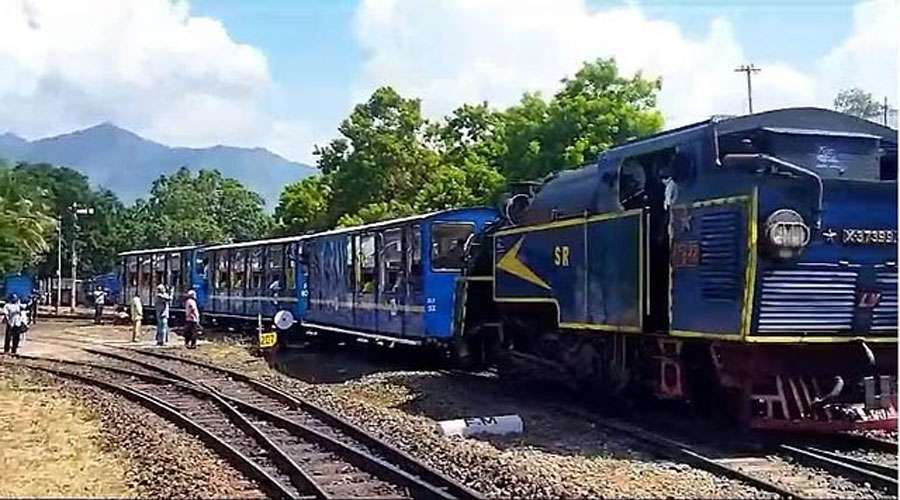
[437,415,523,437]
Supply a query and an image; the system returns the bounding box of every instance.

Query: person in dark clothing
[28,288,39,324]
[3,294,25,354]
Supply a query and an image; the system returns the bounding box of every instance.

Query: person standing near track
[183,289,200,349]
[2,294,25,354]
[130,291,143,342]
[155,284,172,346]
[28,287,39,325]
[92,285,107,325]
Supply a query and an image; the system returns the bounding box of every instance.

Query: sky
[0,0,896,165]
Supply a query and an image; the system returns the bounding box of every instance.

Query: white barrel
[437,414,523,437]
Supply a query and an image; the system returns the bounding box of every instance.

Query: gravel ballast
[5,362,264,499]
[173,342,773,498]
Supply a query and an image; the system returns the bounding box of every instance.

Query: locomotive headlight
[765,209,810,259]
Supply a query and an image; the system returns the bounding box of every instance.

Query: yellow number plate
[258,331,278,348]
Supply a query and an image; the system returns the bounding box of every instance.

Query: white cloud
[0,0,314,162]
[354,0,896,127]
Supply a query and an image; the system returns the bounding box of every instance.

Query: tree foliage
[834,88,884,120]
[122,167,273,248]
[276,58,663,232]
[13,162,126,276]
[0,167,57,274]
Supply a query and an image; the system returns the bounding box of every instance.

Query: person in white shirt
[130,292,143,342]
[3,294,25,354]
[93,286,107,325]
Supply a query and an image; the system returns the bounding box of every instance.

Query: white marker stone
[437,415,523,437]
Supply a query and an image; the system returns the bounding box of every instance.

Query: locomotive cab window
[431,223,474,271]
[619,159,647,209]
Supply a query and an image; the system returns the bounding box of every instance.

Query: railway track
[27,332,897,499]
[22,335,479,500]
[437,368,897,499]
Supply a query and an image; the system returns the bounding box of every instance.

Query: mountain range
[0,123,316,208]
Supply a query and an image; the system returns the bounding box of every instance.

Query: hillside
[0,123,316,207]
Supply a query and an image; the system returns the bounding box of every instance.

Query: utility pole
[70,203,95,313]
[734,64,761,114]
[56,216,62,314]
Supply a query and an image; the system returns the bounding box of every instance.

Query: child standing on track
[183,290,200,349]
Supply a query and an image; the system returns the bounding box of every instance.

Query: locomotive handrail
[723,153,824,229]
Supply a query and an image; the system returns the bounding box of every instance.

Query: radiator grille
[758,266,858,332]
[699,212,741,302]
[872,270,898,332]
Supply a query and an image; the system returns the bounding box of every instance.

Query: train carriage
[487,108,898,431]
[301,208,498,346]
[194,236,306,327]
[118,245,201,320]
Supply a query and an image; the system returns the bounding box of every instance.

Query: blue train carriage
[301,208,498,349]
[490,107,897,432]
[194,236,306,329]
[118,245,202,322]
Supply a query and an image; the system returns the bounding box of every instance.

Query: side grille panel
[699,212,741,302]
[872,270,898,332]
[758,267,857,332]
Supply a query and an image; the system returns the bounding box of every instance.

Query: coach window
[168,252,182,296]
[381,229,403,293]
[249,247,263,290]
[139,256,152,302]
[216,250,230,293]
[153,253,166,290]
[126,256,137,287]
[232,250,246,292]
[358,234,376,294]
[285,244,297,292]
[431,223,474,271]
[408,225,422,291]
[266,245,284,294]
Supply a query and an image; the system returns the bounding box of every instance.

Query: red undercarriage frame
[714,341,897,433]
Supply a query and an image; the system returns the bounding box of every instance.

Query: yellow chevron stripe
[496,237,551,290]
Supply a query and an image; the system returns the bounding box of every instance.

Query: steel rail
[98,346,482,500]
[15,354,329,498]
[779,444,898,494]
[11,357,300,500]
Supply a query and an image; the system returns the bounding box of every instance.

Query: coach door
[377,227,405,336]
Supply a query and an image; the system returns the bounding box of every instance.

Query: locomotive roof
[118,244,201,257]
[597,107,897,161]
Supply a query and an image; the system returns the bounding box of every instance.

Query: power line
[734,64,762,114]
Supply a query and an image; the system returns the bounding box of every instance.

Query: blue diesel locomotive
[117,107,897,432]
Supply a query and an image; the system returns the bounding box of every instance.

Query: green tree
[834,88,884,120]
[314,87,438,224]
[125,168,272,247]
[499,58,662,181]
[14,162,127,276]
[274,175,332,234]
[278,57,663,231]
[0,168,56,273]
